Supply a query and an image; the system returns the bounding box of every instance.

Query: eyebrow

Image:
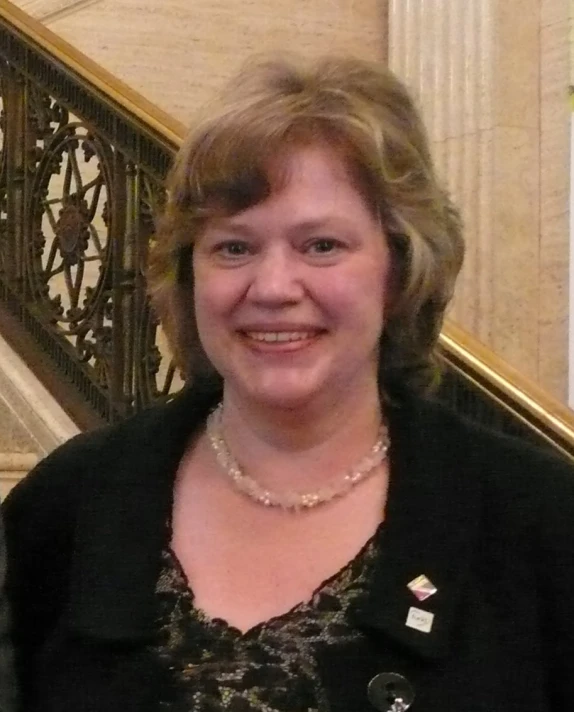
[205,221,254,237]
[211,216,357,236]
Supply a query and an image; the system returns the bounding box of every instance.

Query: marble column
[388,0,570,400]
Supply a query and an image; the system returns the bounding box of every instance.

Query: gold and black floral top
[153,528,381,712]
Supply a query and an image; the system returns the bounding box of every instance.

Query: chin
[236,378,326,412]
[249,390,318,412]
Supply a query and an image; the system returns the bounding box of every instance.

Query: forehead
[199,149,383,247]
[233,142,377,226]
[192,139,381,241]
[267,142,359,193]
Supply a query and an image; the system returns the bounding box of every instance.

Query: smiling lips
[241,329,323,349]
[246,331,315,343]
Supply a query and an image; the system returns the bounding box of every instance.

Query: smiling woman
[150,56,464,406]
[3,54,574,712]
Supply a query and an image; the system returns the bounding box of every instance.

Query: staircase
[0,453,38,500]
[0,333,79,497]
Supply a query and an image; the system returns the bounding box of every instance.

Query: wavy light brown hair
[148,54,464,402]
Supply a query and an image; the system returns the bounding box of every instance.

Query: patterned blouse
[153,528,382,712]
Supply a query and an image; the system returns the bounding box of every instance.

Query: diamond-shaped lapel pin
[407,574,437,602]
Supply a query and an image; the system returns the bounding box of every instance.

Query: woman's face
[193,143,392,412]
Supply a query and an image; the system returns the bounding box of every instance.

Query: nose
[246,246,305,306]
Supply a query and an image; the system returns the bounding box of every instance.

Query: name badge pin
[405,606,434,634]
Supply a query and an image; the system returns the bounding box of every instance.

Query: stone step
[0,332,79,502]
[0,452,40,500]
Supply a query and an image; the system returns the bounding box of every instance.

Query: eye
[305,237,345,255]
[213,240,252,258]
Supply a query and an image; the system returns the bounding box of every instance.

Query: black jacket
[3,386,574,712]
[0,509,15,712]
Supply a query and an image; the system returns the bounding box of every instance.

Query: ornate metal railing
[438,323,574,463]
[0,0,186,427]
[0,1,573,462]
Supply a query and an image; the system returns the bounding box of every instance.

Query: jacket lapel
[353,397,483,660]
[65,386,218,641]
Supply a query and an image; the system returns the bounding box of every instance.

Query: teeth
[246,331,313,343]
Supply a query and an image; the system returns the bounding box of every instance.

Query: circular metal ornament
[27,118,113,331]
[367,672,415,712]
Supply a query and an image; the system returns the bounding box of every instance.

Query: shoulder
[1,387,215,619]
[2,386,213,524]
[412,395,573,474]
[4,399,163,507]
[413,396,574,532]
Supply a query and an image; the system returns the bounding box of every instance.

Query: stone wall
[39,0,386,124]
[389,0,571,400]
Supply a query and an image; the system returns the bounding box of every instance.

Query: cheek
[192,282,209,335]
[193,279,248,359]
[193,274,236,321]
[193,284,225,354]
[335,263,389,321]
[350,271,389,343]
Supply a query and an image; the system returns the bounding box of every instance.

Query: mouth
[239,329,324,351]
[245,331,316,343]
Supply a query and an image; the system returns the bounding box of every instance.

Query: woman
[3,55,574,712]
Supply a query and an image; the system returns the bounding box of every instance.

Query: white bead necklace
[206,403,390,511]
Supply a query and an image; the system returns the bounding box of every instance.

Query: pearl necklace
[206,404,390,511]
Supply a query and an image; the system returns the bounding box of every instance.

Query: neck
[214,382,384,494]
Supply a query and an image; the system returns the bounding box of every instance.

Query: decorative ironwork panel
[0,17,182,424]
[133,171,182,408]
[28,105,113,370]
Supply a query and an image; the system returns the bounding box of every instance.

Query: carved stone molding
[0,333,79,455]
[13,0,102,23]
[0,453,39,498]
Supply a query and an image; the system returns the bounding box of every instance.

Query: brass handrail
[0,0,186,148]
[440,322,574,462]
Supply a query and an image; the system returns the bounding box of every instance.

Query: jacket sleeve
[0,509,16,712]
[1,445,80,705]
[533,451,574,709]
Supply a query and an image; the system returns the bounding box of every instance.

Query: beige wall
[389,0,571,400]
[36,0,387,124]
